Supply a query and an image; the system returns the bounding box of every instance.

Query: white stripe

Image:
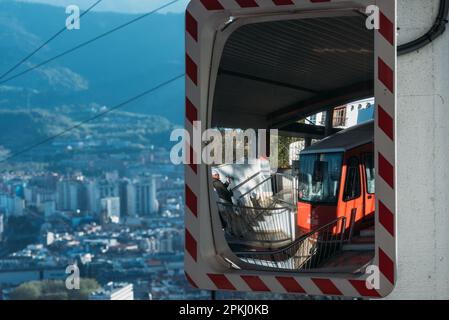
[376,178,395,212]
[376,125,395,161]
[377,229,396,260]
[294,278,324,296]
[375,88,395,116]
[225,274,254,291]
[376,33,396,68]
[332,279,362,298]
[259,275,287,293]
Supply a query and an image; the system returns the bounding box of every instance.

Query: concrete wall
[391,0,449,299]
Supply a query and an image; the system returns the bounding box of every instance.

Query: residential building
[101,197,121,224]
[89,282,134,300]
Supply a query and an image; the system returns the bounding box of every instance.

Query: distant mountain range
[0,0,185,124]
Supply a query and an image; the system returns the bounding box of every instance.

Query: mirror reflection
[210,12,375,274]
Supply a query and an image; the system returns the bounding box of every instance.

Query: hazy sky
[15,0,190,14]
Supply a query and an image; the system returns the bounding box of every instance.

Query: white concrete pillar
[389,0,449,299]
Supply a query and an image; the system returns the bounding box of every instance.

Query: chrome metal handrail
[237,176,272,200]
[272,173,297,206]
[235,216,347,272]
[230,171,262,193]
[215,171,298,249]
[217,202,294,247]
[237,176,276,209]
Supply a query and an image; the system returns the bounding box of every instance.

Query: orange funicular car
[297,120,375,241]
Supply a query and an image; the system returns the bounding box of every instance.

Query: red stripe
[185,229,197,261]
[379,248,395,285]
[200,0,224,10]
[349,280,381,298]
[276,277,306,294]
[378,57,394,93]
[379,11,394,45]
[189,164,197,174]
[378,153,394,189]
[236,0,258,7]
[189,144,198,174]
[241,276,271,292]
[186,54,198,85]
[272,0,294,5]
[208,274,236,290]
[379,200,394,236]
[185,184,198,217]
[312,278,343,296]
[378,105,394,140]
[185,272,198,288]
[186,97,198,124]
[186,11,198,41]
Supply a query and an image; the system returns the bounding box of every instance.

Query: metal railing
[235,172,297,208]
[237,176,276,209]
[230,171,262,193]
[234,216,347,272]
[217,202,294,248]
[215,171,298,249]
[272,173,297,206]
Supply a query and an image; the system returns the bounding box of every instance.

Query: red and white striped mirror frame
[185,0,396,298]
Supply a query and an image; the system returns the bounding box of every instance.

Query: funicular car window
[298,153,343,204]
[364,153,375,194]
[343,157,361,201]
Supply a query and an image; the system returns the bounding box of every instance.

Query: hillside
[0,108,176,156]
[0,0,185,124]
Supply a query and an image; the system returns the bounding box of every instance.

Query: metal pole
[324,109,334,137]
[304,137,312,147]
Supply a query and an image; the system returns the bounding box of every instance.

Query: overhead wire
[0,73,185,163]
[0,0,181,85]
[0,0,103,80]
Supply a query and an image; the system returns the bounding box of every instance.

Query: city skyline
[0,151,193,300]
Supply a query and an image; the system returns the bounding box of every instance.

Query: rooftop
[301,120,374,154]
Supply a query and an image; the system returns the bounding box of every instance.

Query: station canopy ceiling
[212,13,374,130]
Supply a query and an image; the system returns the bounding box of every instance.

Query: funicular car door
[338,144,373,232]
[362,151,376,220]
[339,148,363,232]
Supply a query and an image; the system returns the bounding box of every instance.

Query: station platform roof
[212,12,374,132]
[301,120,374,154]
